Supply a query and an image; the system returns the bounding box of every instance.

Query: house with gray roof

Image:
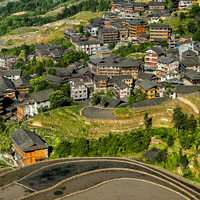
[16,88,54,120]
[75,38,101,55]
[149,1,166,10]
[180,56,200,72]
[113,79,131,98]
[0,55,17,69]
[184,70,200,85]
[0,76,16,99]
[98,27,120,44]
[11,129,48,166]
[88,54,142,79]
[150,24,171,43]
[138,79,160,99]
[70,81,88,100]
[144,47,165,73]
[35,44,64,62]
[13,74,36,96]
[174,85,200,96]
[157,56,180,82]
[0,69,21,81]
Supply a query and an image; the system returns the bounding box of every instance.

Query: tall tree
[144,112,152,129]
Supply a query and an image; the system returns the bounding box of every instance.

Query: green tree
[85,31,90,37]
[172,107,187,131]
[50,90,72,109]
[144,112,152,129]
[106,89,113,98]
[193,28,200,41]
[29,76,50,93]
[128,89,147,104]
[108,42,116,50]
[179,12,186,20]
[91,94,100,105]
[100,97,106,107]
[177,24,185,35]
[187,20,198,33]
[79,25,84,35]
[54,140,71,158]
[186,114,197,132]
[159,40,168,48]
[48,68,56,76]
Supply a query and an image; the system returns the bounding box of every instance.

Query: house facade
[70,81,88,100]
[144,47,165,73]
[11,129,48,166]
[129,18,148,38]
[150,24,172,42]
[138,79,160,99]
[156,56,180,82]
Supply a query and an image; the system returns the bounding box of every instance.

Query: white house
[70,81,88,100]
[0,69,21,81]
[17,88,54,120]
[156,56,180,82]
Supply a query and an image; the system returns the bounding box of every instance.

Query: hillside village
[1,0,200,186]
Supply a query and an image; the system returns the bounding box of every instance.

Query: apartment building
[144,47,165,73]
[70,81,88,100]
[148,1,166,10]
[0,55,17,70]
[150,24,172,42]
[133,2,148,11]
[156,56,180,82]
[98,27,120,44]
[88,54,142,79]
[129,18,148,38]
[138,79,160,99]
[75,39,101,55]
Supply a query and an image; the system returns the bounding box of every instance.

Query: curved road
[0,157,199,200]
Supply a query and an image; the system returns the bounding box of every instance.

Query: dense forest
[0,0,110,36]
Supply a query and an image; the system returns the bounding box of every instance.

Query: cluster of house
[64,0,198,57]
[0,59,96,121]
[88,39,200,99]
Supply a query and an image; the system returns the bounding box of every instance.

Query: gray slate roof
[11,129,47,152]
[157,56,175,64]
[30,88,55,103]
[129,18,148,26]
[185,70,200,80]
[95,75,108,82]
[13,74,34,88]
[149,1,166,6]
[138,79,158,91]
[182,57,200,67]
[151,24,170,29]
[182,50,197,58]
[175,85,200,94]
[0,76,15,93]
[0,69,21,76]
[138,72,155,80]
[150,47,164,56]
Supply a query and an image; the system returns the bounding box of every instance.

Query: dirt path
[177,97,199,114]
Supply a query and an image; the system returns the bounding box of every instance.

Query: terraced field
[0,157,199,200]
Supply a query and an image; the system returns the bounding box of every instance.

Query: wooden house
[11,129,48,166]
[138,79,160,99]
[129,18,148,38]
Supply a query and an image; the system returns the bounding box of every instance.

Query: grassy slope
[23,97,199,148]
[0,11,105,48]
